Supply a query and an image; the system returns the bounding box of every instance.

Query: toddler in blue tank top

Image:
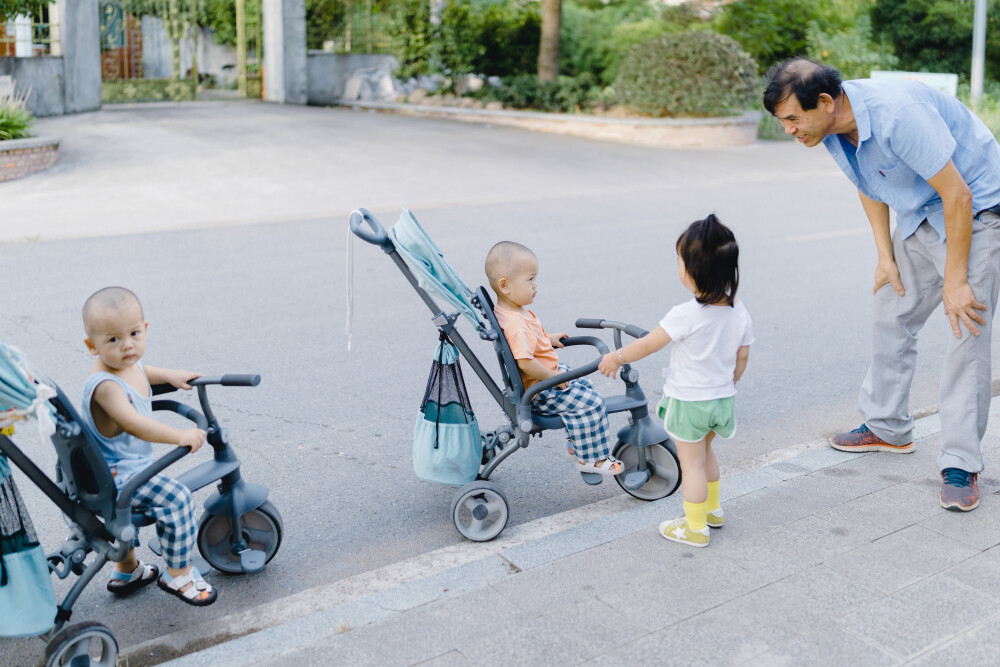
[81,286,217,606]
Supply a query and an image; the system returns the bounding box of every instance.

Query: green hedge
[615,31,759,117]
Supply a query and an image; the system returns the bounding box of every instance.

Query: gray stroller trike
[349,208,682,541]
[0,348,282,667]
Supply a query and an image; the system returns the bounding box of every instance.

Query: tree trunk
[538,0,560,83]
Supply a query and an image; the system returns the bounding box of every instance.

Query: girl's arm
[734,345,750,383]
[598,326,671,378]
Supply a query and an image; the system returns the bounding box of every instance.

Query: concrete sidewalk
[152,405,1000,667]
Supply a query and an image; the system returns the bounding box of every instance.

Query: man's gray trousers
[861,213,1000,473]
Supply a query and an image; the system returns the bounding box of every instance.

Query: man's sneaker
[829,424,914,454]
[658,517,710,547]
[940,468,979,511]
[706,509,724,529]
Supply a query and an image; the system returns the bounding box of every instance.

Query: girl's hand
[598,352,621,378]
[548,332,568,348]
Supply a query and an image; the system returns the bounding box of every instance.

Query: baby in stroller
[486,242,623,475]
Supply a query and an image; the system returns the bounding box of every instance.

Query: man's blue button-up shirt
[823,78,1000,241]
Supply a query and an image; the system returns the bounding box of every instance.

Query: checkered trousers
[129,474,197,569]
[531,363,611,463]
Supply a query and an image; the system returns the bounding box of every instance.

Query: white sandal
[576,456,623,476]
[157,567,217,606]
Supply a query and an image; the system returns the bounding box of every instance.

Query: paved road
[0,101,988,663]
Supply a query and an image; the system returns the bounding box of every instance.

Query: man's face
[772,94,834,148]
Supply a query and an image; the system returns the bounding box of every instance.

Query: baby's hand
[169,370,203,390]
[598,352,621,378]
[548,332,568,348]
[178,428,207,453]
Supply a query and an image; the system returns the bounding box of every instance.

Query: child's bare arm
[734,345,750,383]
[144,366,203,390]
[547,332,568,348]
[517,358,569,390]
[598,326,671,378]
[93,382,206,452]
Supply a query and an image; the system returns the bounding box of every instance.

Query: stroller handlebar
[350,208,391,247]
[574,318,649,340]
[518,336,609,425]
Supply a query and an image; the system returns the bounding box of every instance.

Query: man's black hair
[676,214,739,307]
[763,58,843,115]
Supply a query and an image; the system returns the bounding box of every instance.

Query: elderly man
[764,58,1000,511]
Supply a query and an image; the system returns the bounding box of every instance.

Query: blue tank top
[81,361,154,490]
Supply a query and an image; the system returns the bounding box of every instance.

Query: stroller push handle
[350,208,391,248]
[574,318,649,340]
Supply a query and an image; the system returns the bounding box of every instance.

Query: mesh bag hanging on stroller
[413,337,482,486]
[0,449,58,638]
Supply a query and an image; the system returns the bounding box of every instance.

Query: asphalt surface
[0,100,991,664]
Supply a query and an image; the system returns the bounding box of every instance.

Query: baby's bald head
[485,242,536,293]
[82,287,144,336]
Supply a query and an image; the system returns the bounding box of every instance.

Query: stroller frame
[350,209,681,541]
[0,373,282,666]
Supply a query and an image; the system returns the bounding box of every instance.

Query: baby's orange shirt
[494,305,559,391]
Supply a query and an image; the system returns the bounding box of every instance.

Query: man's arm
[926,159,986,338]
[858,190,904,296]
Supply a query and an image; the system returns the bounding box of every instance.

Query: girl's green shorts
[656,395,736,443]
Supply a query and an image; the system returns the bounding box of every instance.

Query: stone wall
[0,137,60,182]
[0,57,66,116]
[306,53,397,106]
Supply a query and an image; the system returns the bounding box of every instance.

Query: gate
[99,0,200,103]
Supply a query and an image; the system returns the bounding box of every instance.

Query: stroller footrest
[623,468,651,491]
[580,472,603,486]
[239,549,266,574]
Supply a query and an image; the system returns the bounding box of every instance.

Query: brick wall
[0,138,60,182]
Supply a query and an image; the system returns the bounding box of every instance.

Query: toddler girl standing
[599,214,753,547]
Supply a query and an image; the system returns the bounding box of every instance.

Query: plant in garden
[435,0,540,77]
[391,0,433,78]
[715,0,822,73]
[0,83,33,141]
[0,0,46,22]
[614,31,758,117]
[473,72,597,112]
[807,14,898,81]
[871,0,1000,80]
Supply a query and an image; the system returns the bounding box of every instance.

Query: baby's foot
[576,456,623,475]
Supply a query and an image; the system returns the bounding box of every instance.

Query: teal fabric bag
[413,339,482,486]
[0,454,57,638]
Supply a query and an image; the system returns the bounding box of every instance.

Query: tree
[0,0,47,22]
[538,0,560,82]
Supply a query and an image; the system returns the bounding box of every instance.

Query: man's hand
[548,332,567,348]
[943,280,986,338]
[178,428,207,453]
[874,257,905,296]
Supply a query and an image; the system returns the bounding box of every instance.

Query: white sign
[0,76,12,98]
[870,70,958,97]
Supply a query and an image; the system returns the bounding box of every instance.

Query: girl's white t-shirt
[659,298,754,401]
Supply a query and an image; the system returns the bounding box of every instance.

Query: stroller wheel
[612,440,681,501]
[451,481,509,542]
[44,621,118,667]
[197,500,284,574]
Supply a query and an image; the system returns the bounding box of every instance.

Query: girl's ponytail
[677,214,740,306]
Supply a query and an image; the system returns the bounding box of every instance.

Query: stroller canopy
[389,209,486,328]
[0,343,56,437]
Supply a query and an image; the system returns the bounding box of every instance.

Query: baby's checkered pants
[130,474,197,569]
[532,364,611,463]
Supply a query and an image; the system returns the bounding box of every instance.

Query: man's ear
[818,92,835,112]
[84,338,98,356]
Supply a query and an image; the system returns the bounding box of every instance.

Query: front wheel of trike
[612,440,681,501]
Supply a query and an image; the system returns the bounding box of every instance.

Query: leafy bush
[473,73,598,112]
[871,0,1000,80]
[715,0,823,73]
[435,0,540,77]
[614,31,759,117]
[806,14,898,81]
[0,84,33,141]
[1,0,48,22]
[391,0,433,79]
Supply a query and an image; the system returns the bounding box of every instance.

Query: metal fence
[0,7,60,58]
